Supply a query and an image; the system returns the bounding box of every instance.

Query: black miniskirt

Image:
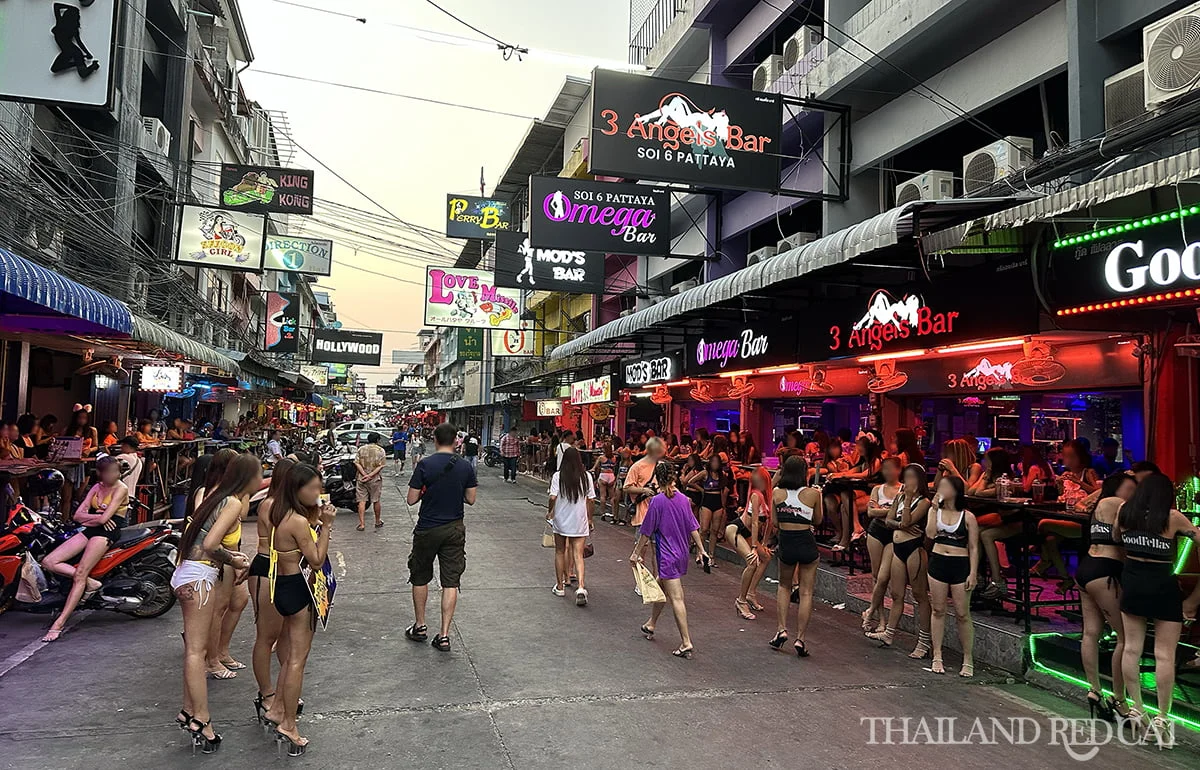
[1120,559,1182,622]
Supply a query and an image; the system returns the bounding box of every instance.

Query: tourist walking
[354,434,387,531]
[631,462,709,659]
[549,446,595,605]
[405,423,478,651]
[391,425,409,475]
[499,426,521,484]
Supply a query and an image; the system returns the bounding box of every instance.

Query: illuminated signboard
[570,375,612,405]
[528,176,670,256]
[424,267,522,330]
[220,164,314,215]
[263,292,299,355]
[445,195,513,239]
[492,324,537,357]
[493,232,605,294]
[536,400,564,417]
[174,205,266,272]
[688,321,798,377]
[140,366,183,392]
[622,349,684,388]
[299,365,328,386]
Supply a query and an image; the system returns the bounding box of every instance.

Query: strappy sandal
[861,609,877,632]
[274,725,308,757]
[431,634,451,652]
[746,598,765,612]
[959,662,974,678]
[671,645,694,659]
[219,657,245,671]
[186,718,222,755]
[931,659,945,674]
[254,693,274,728]
[641,624,655,639]
[405,624,428,642]
[206,667,237,680]
[768,630,788,650]
[176,709,192,731]
[794,639,809,658]
[735,599,757,620]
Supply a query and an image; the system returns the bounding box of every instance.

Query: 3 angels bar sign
[0,1,119,109]
[799,259,1038,362]
[528,176,670,257]
[589,70,783,192]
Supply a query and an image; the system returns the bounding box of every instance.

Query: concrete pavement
[0,465,1196,768]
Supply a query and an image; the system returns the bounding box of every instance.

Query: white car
[333,420,385,434]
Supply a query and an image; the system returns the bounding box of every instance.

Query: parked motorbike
[321,458,360,512]
[483,445,502,468]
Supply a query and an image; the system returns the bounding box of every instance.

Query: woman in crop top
[1075,472,1135,722]
[250,459,295,728]
[1114,472,1200,740]
[679,452,705,518]
[867,463,932,660]
[591,444,618,522]
[861,457,902,634]
[171,454,261,755]
[924,474,980,677]
[767,456,823,657]
[613,447,633,525]
[40,456,129,642]
[729,466,771,620]
[260,463,335,756]
[691,454,728,568]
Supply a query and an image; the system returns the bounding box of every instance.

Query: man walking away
[266,430,285,464]
[392,425,409,475]
[463,430,480,469]
[405,423,477,651]
[499,426,521,484]
[355,434,387,531]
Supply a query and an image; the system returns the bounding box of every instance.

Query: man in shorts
[354,434,387,531]
[405,423,477,652]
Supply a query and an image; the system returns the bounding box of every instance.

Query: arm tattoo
[210,547,235,565]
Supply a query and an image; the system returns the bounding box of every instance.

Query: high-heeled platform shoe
[275,727,309,757]
[255,692,276,731]
[186,718,221,755]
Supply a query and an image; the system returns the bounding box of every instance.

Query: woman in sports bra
[730,467,772,620]
[250,458,295,727]
[1075,472,1135,722]
[679,452,705,517]
[868,463,932,659]
[260,463,335,756]
[861,457,902,634]
[767,456,822,657]
[1114,472,1200,739]
[40,455,129,642]
[924,474,979,677]
[171,454,261,755]
[590,444,618,522]
[691,454,727,566]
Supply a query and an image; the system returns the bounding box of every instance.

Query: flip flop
[375,520,384,528]
[356,524,365,531]
[207,667,237,680]
[41,628,64,643]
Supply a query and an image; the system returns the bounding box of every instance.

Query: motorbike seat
[114,527,152,547]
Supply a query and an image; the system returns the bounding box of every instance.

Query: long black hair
[1119,472,1174,535]
[937,474,966,510]
[1099,472,1135,502]
[895,428,924,466]
[263,458,296,522]
[777,455,809,490]
[983,447,1013,482]
[272,463,322,528]
[185,455,213,522]
[179,454,261,558]
[203,448,238,491]
[556,446,588,504]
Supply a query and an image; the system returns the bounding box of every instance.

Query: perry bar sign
[220,164,315,215]
[311,329,383,366]
[622,349,685,388]
[589,70,783,192]
[446,195,513,239]
[688,321,799,377]
[528,176,670,257]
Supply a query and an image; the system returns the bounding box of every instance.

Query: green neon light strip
[1052,206,1200,250]
[1027,633,1200,730]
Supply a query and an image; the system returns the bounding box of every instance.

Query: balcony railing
[629,0,689,65]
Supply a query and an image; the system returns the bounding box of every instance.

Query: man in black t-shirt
[405,422,478,651]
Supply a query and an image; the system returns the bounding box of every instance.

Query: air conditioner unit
[618,308,635,317]
[1144,2,1200,110]
[752,54,785,92]
[894,170,955,205]
[1104,64,1149,131]
[670,278,699,294]
[141,117,171,154]
[776,232,817,253]
[783,26,822,70]
[747,246,777,266]
[962,136,1034,196]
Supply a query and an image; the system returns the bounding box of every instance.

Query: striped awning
[0,247,132,335]
[130,316,240,374]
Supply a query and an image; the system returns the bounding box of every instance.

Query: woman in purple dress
[631,462,711,659]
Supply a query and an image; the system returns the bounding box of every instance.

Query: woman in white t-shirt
[548,446,595,606]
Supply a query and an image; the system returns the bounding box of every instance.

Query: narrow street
[0,468,1194,769]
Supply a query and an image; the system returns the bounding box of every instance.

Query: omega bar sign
[688,321,799,377]
[622,349,684,388]
[528,176,671,257]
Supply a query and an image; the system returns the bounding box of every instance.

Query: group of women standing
[171,449,333,756]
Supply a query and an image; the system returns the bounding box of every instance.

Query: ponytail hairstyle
[654,460,678,498]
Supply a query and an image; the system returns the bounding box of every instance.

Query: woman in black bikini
[861,457,901,633]
[251,459,294,727]
[729,467,771,620]
[261,464,335,756]
[679,451,705,518]
[925,474,979,677]
[40,456,129,641]
[867,463,932,660]
[692,454,727,565]
[768,456,822,656]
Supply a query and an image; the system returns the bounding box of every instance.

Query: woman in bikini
[191,449,248,679]
[261,463,335,756]
[861,457,902,634]
[729,467,772,620]
[590,444,618,522]
[250,458,295,728]
[692,454,728,565]
[925,474,980,677]
[867,463,933,660]
[768,456,822,656]
[172,454,261,754]
[40,456,129,641]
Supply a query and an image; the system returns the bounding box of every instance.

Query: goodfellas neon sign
[1104,239,1200,293]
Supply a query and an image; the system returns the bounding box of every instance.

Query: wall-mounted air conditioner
[752,54,785,92]
[783,27,822,70]
[776,232,817,253]
[671,278,699,295]
[894,170,954,205]
[141,117,171,155]
[1144,1,1200,110]
[962,136,1034,196]
[619,308,635,317]
[1104,64,1148,131]
[747,246,777,266]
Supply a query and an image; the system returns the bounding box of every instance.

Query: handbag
[583,541,594,559]
[541,520,555,548]
[632,561,666,604]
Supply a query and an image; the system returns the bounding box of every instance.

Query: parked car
[333,421,385,434]
[334,429,387,450]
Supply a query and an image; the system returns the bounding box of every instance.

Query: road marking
[0,611,90,679]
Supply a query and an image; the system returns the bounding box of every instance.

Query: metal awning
[492,360,613,393]
[552,197,1022,360]
[130,316,240,373]
[923,147,1200,253]
[0,247,132,336]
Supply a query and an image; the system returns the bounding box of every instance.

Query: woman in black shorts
[1115,473,1200,740]
[862,457,901,633]
[262,463,335,755]
[868,463,932,659]
[251,458,294,725]
[679,453,705,530]
[924,474,979,677]
[693,454,727,564]
[768,456,822,656]
[40,455,129,641]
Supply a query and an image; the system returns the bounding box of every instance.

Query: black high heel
[274,727,309,757]
[1086,690,1113,722]
[186,718,221,755]
[255,692,276,730]
[795,639,809,658]
[175,709,192,731]
[768,630,788,650]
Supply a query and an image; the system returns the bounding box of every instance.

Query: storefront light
[856,349,926,363]
[716,369,756,379]
[1052,204,1200,249]
[94,374,113,390]
[755,364,802,374]
[932,337,1025,355]
[664,379,690,387]
[628,390,653,398]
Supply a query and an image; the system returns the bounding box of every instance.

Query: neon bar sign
[832,290,960,354]
[695,329,770,369]
[1104,239,1200,294]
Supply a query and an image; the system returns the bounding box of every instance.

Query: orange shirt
[624,457,658,526]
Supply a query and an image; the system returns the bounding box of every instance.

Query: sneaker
[576,588,588,606]
[551,585,565,597]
